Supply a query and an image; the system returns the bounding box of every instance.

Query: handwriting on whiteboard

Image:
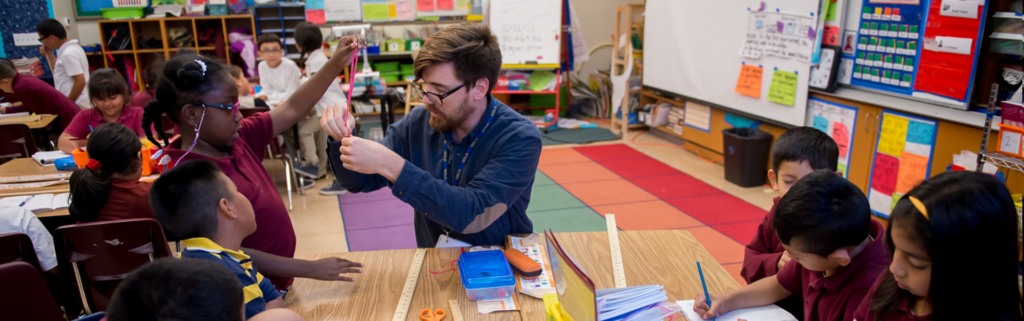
[739,12,816,64]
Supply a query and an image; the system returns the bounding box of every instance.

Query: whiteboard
[489,0,562,66]
[644,0,820,127]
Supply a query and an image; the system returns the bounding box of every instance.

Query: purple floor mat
[337,188,418,251]
[341,198,415,231]
[337,187,400,204]
[346,224,417,251]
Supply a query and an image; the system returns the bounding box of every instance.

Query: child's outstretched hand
[693,291,731,320]
[333,34,366,65]
[307,257,364,282]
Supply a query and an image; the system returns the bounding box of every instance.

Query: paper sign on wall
[805,97,858,179]
[924,36,973,55]
[324,0,361,22]
[878,115,910,157]
[418,0,434,11]
[939,0,978,18]
[895,151,928,194]
[906,121,934,145]
[767,70,798,106]
[734,64,764,98]
[812,115,829,132]
[436,0,453,10]
[363,3,390,20]
[12,33,42,47]
[871,153,900,195]
[306,9,326,24]
[999,130,1022,155]
[740,12,818,63]
[833,122,850,158]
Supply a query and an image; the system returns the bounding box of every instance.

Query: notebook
[0,193,71,213]
[676,300,798,321]
[31,151,72,165]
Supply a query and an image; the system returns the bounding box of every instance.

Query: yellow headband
[908,196,929,220]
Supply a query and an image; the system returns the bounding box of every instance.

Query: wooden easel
[610,4,644,138]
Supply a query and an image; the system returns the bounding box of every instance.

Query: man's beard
[426,95,472,132]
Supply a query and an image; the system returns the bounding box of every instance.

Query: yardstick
[392,248,427,321]
[447,299,464,321]
[605,214,627,288]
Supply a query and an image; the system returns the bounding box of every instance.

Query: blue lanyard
[443,104,497,186]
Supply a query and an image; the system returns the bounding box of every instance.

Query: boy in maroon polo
[695,170,888,321]
[0,59,80,132]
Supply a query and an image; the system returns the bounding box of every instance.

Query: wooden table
[24,115,58,130]
[285,230,741,321]
[0,158,71,198]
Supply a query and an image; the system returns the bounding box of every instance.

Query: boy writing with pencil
[695,170,888,321]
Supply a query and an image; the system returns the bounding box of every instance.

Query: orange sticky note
[895,151,928,195]
[833,122,850,158]
[388,4,398,18]
[305,9,325,24]
[734,65,764,98]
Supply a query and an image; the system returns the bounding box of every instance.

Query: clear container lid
[457,250,516,289]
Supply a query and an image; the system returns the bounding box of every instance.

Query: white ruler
[392,248,427,321]
[606,214,627,288]
[448,299,464,321]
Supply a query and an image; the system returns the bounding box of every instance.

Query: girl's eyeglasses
[193,101,240,117]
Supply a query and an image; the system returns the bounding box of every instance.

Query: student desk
[284,229,741,320]
[0,158,71,198]
[0,114,58,130]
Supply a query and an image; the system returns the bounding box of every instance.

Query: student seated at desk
[106,258,304,321]
[58,69,145,153]
[141,42,363,290]
[742,127,839,318]
[695,170,888,321]
[853,171,1022,321]
[68,122,153,223]
[256,34,300,105]
[0,205,58,274]
[0,58,81,132]
[150,160,360,319]
[228,65,269,109]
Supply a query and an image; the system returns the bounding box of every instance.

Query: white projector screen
[643,0,821,127]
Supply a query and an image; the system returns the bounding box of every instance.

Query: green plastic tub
[101,7,145,19]
[374,61,400,73]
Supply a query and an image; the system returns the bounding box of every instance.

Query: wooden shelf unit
[96,15,257,90]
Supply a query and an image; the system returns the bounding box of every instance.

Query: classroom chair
[53,218,172,318]
[0,232,43,274]
[0,123,38,158]
[240,106,303,211]
[0,262,64,321]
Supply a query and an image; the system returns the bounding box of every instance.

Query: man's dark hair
[771,127,839,173]
[150,159,232,241]
[0,59,15,80]
[257,34,283,51]
[773,169,871,257]
[105,258,244,321]
[294,23,323,59]
[414,23,502,95]
[36,19,67,40]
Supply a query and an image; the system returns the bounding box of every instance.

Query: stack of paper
[596,285,669,321]
[0,193,71,213]
[32,151,72,165]
[676,300,797,321]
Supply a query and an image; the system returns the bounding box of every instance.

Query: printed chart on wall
[850,0,926,95]
[867,111,937,218]
[805,97,858,178]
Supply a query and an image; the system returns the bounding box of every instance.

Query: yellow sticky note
[388,4,398,18]
[456,0,470,10]
[362,4,389,20]
[895,151,928,194]
[767,69,798,106]
[878,115,909,157]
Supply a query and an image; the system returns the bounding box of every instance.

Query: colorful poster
[805,97,858,178]
[740,11,818,63]
[867,111,936,217]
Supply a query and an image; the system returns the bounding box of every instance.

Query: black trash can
[722,127,773,187]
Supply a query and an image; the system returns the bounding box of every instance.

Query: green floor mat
[534,171,556,186]
[528,184,586,212]
[541,128,621,146]
[528,207,607,233]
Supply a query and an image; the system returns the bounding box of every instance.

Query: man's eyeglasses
[411,81,469,107]
[194,101,239,117]
[38,35,48,42]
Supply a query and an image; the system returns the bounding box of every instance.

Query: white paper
[924,36,973,55]
[684,102,711,132]
[940,0,979,18]
[25,194,55,213]
[13,33,42,47]
[839,58,854,84]
[52,193,71,211]
[740,12,818,63]
[1000,130,1022,154]
[324,0,361,22]
[676,300,797,321]
[868,188,893,216]
[903,142,932,158]
[509,235,555,298]
[477,296,518,314]
[436,235,472,248]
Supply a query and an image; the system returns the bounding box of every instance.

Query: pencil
[697,261,716,321]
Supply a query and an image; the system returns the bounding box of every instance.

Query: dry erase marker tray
[458,250,516,301]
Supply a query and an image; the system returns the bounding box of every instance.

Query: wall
[76,20,102,45]
[571,0,643,77]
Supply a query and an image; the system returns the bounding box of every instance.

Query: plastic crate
[100,7,145,19]
[112,0,146,7]
[380,71,401,83]
[374,61,400,73]
[400,64,414,74]
[208,4,229,15]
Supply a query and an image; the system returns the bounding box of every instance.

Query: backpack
[107,25,131,51]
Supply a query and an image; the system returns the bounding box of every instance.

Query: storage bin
[374,61,400,73]
[100,7,145,19]
[380,71,401,83]
[989,33,1023,56]
[992,12,1023,34]
[722,127,772,187]
[208,4,229,15]
[458,250,516,301]
[400,64,414,74]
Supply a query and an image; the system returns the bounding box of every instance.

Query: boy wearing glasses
[256,34,300,105]
[37,18,90,108]
[321,24,542,248]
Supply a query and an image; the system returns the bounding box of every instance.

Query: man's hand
[38,45,53,58]
[339,136,404,182]
[777,251,792,270]
[321,103,356,141]
[305,257,363,282]
[693,291,732,320]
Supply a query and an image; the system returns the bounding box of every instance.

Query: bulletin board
[805,97,858,178]
[644,0,822,127]
[489,0,562,66]
[866,110,937,218]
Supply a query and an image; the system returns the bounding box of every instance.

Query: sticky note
[305,9,326,24]
[878,114,910,157]
[895,152,929,194]
[834,122,850,158]
[418,0,434,11]
[1000,130,1022,155]
[891,193,904,212]
[388,4,398,18]
[734,65,764,98]
[839,163,848,177]
[305,0,323,9]
[813,115,830,133]
[906,121,934,145]
[437,0,453,10]
[767,70,798,106]
[871,152,900,195]
[363,3,390,20]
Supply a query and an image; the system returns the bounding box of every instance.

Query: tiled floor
[266,129,778,286]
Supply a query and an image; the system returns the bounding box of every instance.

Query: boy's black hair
[257,33,283,51]
[0,59,14,80]
[770,127,839,173]
[87,68,130,102]
[69,123,142,223]
[141,54,230,149]
[149,159,232,241]
[773,169,871,257]
[36,18,67,40]
[105,258,244,321]
[871,171,1022,321]
[294,23,323,59]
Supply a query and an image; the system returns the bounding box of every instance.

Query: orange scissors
[419,308,446,321]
